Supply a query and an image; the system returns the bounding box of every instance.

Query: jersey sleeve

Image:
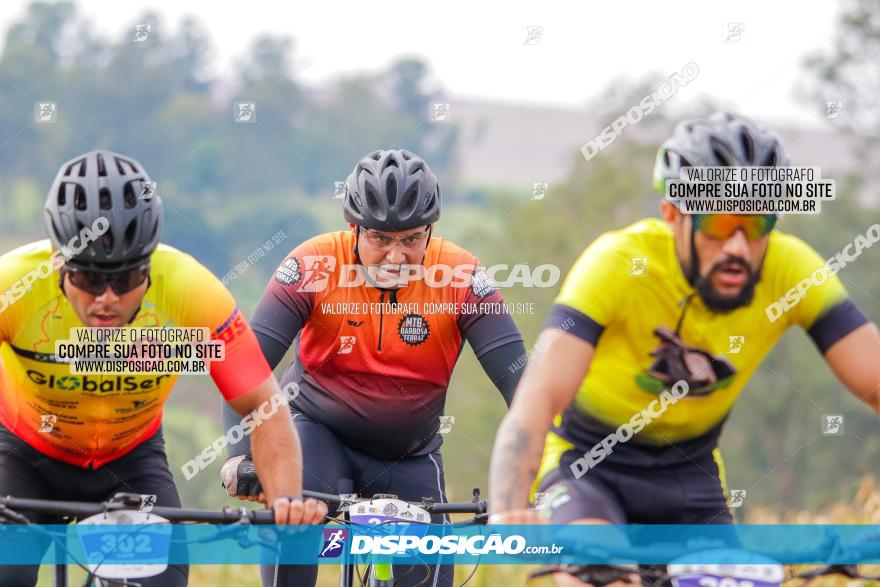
[549,232,632,345]
[170,255,272,401]
[455,254,524,357]
[775,234,868,352]
[0,241,57,344]
[250,240,320,351]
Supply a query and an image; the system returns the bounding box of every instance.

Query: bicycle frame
[328,490,488,587]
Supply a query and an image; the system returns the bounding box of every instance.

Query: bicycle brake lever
[0,505,29,524]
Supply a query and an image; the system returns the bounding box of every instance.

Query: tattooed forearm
[489,415,545,513]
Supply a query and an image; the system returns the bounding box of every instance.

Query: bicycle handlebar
[301,489,489,515]
[0,490,488,525]
[0,495,277,524]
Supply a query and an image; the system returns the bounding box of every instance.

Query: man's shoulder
[149,243,226,298]
[428,236,479,265]
[0,239,54,273]
[765,229,821,260]
[0,240,57,302]
[149,243,205,274]
[598,218,672,253]
[304,231,353,252]
[570,218,672,272]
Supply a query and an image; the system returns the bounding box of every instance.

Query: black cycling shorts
[536,445,734,525]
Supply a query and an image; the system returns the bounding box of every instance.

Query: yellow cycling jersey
[544,218,864,462]
[0,240,271,468]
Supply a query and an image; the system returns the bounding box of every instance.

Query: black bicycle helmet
[653,112,790,193]
[343,149,440,231]
[44,150,163,272]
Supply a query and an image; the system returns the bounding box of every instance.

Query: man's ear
[660,201,679,224]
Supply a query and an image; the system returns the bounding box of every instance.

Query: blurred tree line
[0,1,457,278]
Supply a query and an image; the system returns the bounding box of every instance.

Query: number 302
[100,534,151,554]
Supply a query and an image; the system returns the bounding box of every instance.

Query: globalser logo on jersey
[26,370,171,392]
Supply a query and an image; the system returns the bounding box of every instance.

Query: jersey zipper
[377,290,385,352]
[376,289,399,353]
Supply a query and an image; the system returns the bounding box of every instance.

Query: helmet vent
[385,174,398,206]
[739,129,755,162]
[709,137,736,166]
[97,153,107,177]
[102,230,114,255]
[99,188,112,210]
[123,182,137,209]
[400,181,419,215]
[74,184,87,210]
[57,183,67,207]
[123,219,137,252]
[145,209,157,243]
[365,182,381,213]
[115,157,131,175]
[65,159,86,177]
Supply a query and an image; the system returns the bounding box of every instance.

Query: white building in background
[450,98,877,207]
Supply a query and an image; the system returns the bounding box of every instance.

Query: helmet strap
[687,215,700,285]
[419,224,433,265]
[353,226,362,265]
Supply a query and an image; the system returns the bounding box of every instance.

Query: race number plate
[78,510,172,579]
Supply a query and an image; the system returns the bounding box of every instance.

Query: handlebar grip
[427,502,488,514]
[250,509,276,524]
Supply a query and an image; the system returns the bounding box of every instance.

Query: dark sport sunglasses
[63,264,150,296]
[691,214,777,241]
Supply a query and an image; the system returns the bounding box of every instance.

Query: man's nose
[94,285,120,304]
[722,229,750,260]
[384,244,407,265]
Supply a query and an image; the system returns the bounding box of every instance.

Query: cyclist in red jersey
[220,149,527,586]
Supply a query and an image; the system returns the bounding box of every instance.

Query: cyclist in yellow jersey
[0,150,326,587]
[488,113,880,585]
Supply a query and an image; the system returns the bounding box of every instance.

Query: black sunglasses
[63,264,150,296]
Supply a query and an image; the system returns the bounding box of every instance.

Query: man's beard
[694,257,759,313]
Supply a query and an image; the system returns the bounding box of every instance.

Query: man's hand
[272,496,327,524]
[220,455,264,502]
[227,376,303,508]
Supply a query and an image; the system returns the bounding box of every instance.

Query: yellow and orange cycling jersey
[0,240,271,468]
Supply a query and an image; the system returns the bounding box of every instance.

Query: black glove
[220,455,263,497]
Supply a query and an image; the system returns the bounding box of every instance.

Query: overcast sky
[2,1,842,128]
